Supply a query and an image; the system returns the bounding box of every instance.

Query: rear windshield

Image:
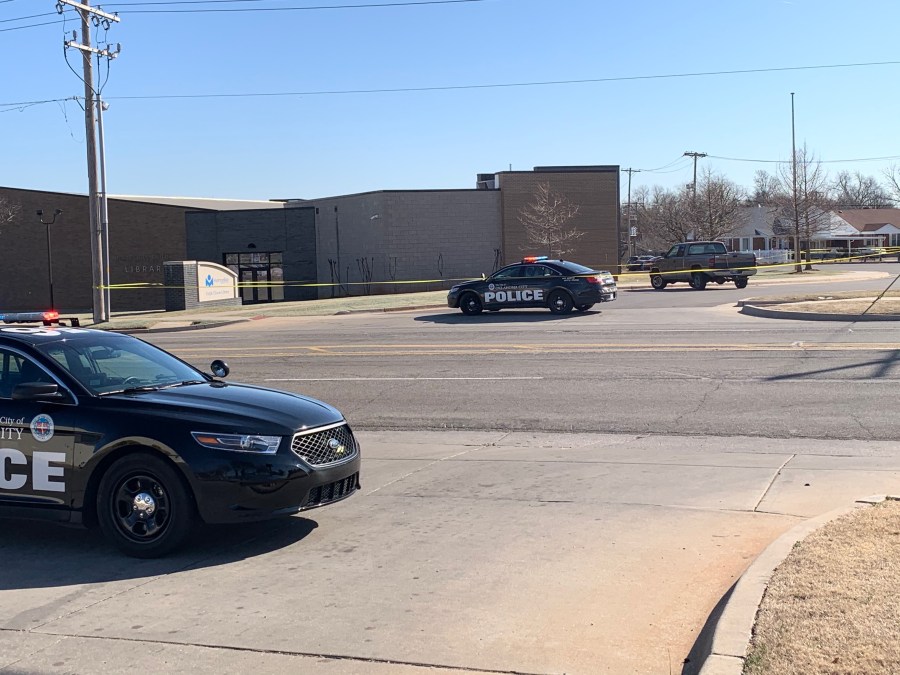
[556,261,594,274]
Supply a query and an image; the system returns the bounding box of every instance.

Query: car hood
[102,381,344,434]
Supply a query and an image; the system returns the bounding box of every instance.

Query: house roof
[834,208,900,231]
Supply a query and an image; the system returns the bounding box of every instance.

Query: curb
[694,494,898,675]
[334,303,446,315]
[739,303,900,321]
[114,319,250,334]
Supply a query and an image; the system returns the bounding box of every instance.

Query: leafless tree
[518,182,584,258]
[775,144,834,271]
[883,164,900,206]
[627,173,743,249]
[689,169,745,241]
[830,170,892,209]
[0,196,21,235]
[752,170,784,204]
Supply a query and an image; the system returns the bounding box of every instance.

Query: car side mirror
[12,382,66,401]
[481,273,486,280]
[210,360,230,378]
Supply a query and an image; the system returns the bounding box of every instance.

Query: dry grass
[744,499,900,674]
[780,297,900,314]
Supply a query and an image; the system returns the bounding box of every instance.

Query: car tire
[650,274,667,290]
[459,292,483,315]
[548,290,573,314]
[575,303,594,312]
[734,277,749,289]
[689,272,708,290]
[97,453,196,558]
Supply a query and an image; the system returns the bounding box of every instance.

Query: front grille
[304,473,359,508]
[290,423,359,467]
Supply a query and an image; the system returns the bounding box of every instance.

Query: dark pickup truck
[649,241,757,290]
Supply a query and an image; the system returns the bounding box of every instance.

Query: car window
[554,261,593,275]
[492,265,526,280]
[0,348,25,399]
[36,339,204,395]
[687,244,706,255]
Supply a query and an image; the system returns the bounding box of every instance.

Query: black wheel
[575,303,594,312]
[714,279,725,285]
[459,292,483,315]
[548,290,573,314]
[689,272,708,290]
[734,277,748,289]
[97,453,195,558]
[650,274,667,290]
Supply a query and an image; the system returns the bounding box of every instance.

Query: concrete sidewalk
[2,431,900,675]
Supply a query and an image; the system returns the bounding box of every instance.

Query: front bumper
[187,447,361,524]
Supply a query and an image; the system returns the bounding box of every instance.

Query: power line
[67,59,900,99]
[107,0,488,12]
[709,154,900,165]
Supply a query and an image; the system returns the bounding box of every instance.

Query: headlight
[192,432,281,454]
[449,285,460,293]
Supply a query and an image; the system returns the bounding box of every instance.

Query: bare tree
[518,182,583,258]
[689,169,745,241]
[0,196,21,235]
[775,144,833,271]
[752,169,784,204]
[883,164,900,206]
[830,170,892,209]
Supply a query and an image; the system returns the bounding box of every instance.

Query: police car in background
[0,326,360,558]
[448,257,618,315]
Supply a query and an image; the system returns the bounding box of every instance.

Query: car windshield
[34,335,206,395]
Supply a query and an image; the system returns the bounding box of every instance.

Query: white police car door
[0,348,74,512]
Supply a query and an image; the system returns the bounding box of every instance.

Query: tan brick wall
[0,188,187,313]
[498,169,620,271]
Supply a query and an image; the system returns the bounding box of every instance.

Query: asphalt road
[2,267,900,675]
[153,265,900,442]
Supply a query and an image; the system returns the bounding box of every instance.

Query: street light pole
[791,92,801,273]
[36,209,63,310]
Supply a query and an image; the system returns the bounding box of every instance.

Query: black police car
[447,256,618,315]
[0,326,360,557]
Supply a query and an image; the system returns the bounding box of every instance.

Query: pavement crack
[365,434,510,496]
[753,453,797,512]
[19,632,553,675]
[0,633,66,673]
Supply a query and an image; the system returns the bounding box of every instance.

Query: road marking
[172,342,900,359]
[265,376,544,381]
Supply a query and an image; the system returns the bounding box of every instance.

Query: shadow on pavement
[681,580,737,675]
[0,516,318,589]
[415,310,601,324]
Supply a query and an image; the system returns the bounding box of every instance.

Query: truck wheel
[460,292,483,315]
[97,453,195,558]
[689,272,708,290]
[548,290,573,314]
[734,277,748,289]
[650,274,667,290]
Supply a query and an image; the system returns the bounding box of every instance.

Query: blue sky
[2,0,899,201]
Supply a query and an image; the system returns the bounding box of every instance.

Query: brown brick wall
[498,169,620,271]
[0,188,189,313]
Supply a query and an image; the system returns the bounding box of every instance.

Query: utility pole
[791,92,802,273]
[60,0,120,323]
[622,168,641,256]
[683,151,707,199]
